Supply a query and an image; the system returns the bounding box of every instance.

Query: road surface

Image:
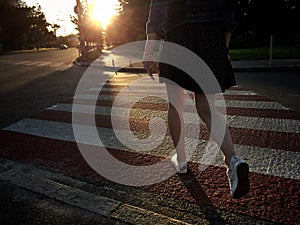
[0,48,86,128]
[235,71,300,113]
[0,59,299,224]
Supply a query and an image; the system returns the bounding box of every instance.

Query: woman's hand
[143,52,159,78]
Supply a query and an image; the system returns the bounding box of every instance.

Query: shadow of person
[178,165,227,225]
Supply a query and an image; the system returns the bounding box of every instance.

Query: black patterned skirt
[159,22,236,94]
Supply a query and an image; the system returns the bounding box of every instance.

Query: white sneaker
[227,156,250,199]
[171,154,187,174]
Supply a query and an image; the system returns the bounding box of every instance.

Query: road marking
[36,61,52,67]
[90,87,260,96]
[0,59,68,68]
[47,103,299,133]
[4,117,299,180]
[23,61,46,66]
[14,60,31,65]
[0,59,13,63]
[1,65,299,224]
[52,62,66,67]
[72,93,289,110]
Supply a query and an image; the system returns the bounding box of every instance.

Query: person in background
[143,0,250,199]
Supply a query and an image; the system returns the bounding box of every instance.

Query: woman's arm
[144,32,158,54]
[146,0,168,36]
[225,32,232,60]
[143,0,168,76]
[225,32,231,49]
[143,32,159,77]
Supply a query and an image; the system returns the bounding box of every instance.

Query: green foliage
[80,16,103,44]
[105,0,150,45]
[0,0,56,51]
[105,0,299,48]
[237,0,299,32]
[70,2,103,45]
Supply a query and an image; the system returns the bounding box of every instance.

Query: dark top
[146,0,238,37]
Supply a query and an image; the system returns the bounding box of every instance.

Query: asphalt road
[0,48,86,128]
[0,49,299,130]
[235,71,300,113]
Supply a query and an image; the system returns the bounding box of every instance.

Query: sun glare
[89,0,120,30]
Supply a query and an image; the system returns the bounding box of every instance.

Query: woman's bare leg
[194,93,235,167]
[166,83,186,163]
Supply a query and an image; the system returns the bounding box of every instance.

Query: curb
[73,59,91,67]
[233,64,300,72]
[72,55,300,73]
[0,158,186,225]
[115,65,300,74]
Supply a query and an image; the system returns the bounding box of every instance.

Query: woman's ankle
[225,153,235,167]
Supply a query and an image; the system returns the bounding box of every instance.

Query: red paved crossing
[0,72,299,224]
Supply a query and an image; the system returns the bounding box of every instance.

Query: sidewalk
[117,58,300,73]
[74,48,300,72]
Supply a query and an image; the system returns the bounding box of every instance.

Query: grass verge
[230,46,300,60]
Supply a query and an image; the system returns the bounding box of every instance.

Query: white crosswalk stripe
[1,72,300,183]
[2,73,300,181]
[72,94,289,110]
[0,59,13,63]
[4,117,300,180]
[49,103,299,133]
[90,87,260,96]
[14,60,31,65]
[0,59,69,67]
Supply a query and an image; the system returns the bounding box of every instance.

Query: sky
[25,0,78,36]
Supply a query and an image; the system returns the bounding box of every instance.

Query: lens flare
[89,0,120,29]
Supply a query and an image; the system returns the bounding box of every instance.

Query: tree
[233,0,299,47]
[0,0,30,50]
[106,0,150,45]
[27,5,49,50]
[0,0,57,51]
[48,23,61,37]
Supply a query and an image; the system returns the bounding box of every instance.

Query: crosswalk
[1,72,299,224]
[0,59,71,68]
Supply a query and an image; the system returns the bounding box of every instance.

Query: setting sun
[89,0,120,30]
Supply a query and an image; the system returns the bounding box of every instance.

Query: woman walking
[143,0,250,199]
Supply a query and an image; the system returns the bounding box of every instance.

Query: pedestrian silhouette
[143,0,250,199]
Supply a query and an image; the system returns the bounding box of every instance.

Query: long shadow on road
[0,64,86,129]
